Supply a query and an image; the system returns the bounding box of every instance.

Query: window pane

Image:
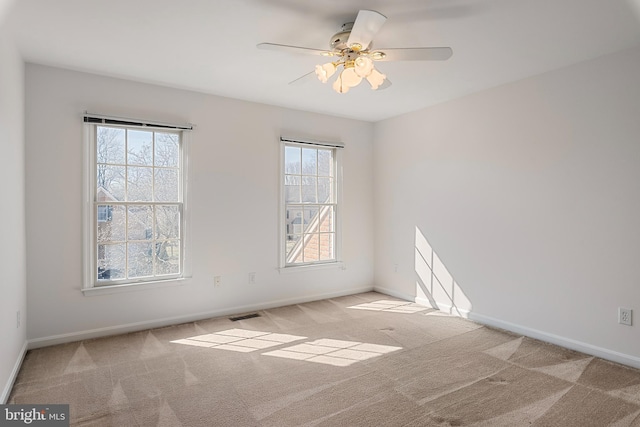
[286,208,303,235]
[97,165,125,201]
[127,166,153,201]
[319,206,334,232]
[128,205,153,241]
[97,205,112,223]
[97,244,126,280]
[156,205,180,239]
[318,149,332,176]
[284,146,301,174]
[303,233,319,262]
[319,233,334,261]
[156,240,180,275]
[97,127,125,164]
[127,130,153,166]
[302,148,317,175]
[302,177,317,203]
[285,234,301,263]
[303,206,319,233]
[285,175,301,203]
[128,242,153,278]
[318,177,332,203]
[155,133,179,167]
[97,205,125,242]
[155,168,179,202]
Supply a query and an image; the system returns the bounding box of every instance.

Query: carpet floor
[9,292,640,426]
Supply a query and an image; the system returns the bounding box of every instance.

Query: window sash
[94,202,183,283]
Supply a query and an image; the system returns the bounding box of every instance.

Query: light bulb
[315,62,336,83]
[354,56,374,77]
[366,68,386,90]
[341,67,362,88]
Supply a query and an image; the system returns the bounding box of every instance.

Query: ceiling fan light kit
[257,10,453,94]
[315,38,388,93]
[315,53,387,93]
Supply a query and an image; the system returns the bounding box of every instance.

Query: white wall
[0,22,27,401]
[374,46,640,366]
[25,64,375,344]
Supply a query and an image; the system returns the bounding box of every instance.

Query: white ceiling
[4,0,640,122]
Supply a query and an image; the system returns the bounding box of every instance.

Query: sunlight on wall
[415,226,472,316]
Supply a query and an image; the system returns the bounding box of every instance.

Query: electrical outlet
[214,276,222,287]
[393,263,399,273]
[16,311,20,329]
[619,308,632,326]
[249,272,256,284]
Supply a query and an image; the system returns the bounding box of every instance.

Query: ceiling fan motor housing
[329,22,355,51]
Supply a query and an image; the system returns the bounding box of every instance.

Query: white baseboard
[428,301,471,318]
[469,312,640,370]
[28,286,374,349]
[1,341,27,404]
[374,287,640,370]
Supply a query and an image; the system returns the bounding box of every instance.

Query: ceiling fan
[257,10,453,93]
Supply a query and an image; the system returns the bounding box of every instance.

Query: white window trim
[279,138,344,271]
[82,115,193,295]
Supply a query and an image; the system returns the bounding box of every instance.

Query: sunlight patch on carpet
[264,339,402,367]
[170,329,307,352]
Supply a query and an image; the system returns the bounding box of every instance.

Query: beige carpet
[9,292,640,426]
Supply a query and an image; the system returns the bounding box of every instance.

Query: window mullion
[151,205,158,276]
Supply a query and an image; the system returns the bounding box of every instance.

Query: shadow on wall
[415,226,472,317]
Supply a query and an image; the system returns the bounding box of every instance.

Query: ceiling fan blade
[288,71,316,85]
[373,47,453,61]
[347,10,387,50]
[257,43,334,57]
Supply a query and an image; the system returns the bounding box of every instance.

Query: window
[281,138,342,267]
[97,205,112,222]
[83,114,191,290]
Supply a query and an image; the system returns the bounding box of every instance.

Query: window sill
[82,277,189,296]
[278,261,345,274]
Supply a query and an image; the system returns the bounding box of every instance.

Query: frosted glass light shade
[332,73,349,93]
[315,62,336,83]
[354,56,374,77]
[341,67,362,87]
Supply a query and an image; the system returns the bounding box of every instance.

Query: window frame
[82,115,192,295]
[279,138,343,270]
